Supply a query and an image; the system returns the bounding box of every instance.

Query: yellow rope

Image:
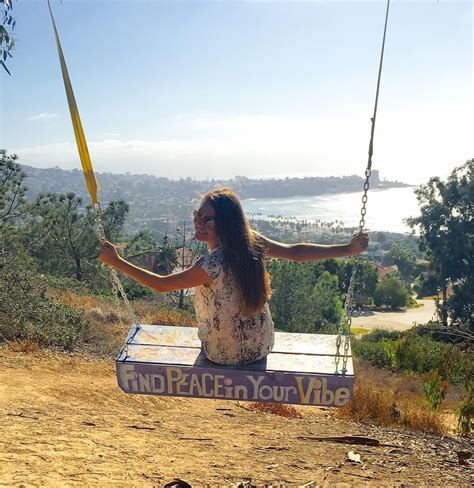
[47,0,138,325]
[47,0,99,205]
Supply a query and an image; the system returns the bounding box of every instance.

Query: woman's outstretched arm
[99,240,212,292]
[259,232,369,262]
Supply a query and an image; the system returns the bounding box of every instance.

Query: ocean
[241,186,420,234]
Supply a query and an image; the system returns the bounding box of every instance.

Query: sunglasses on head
[193,209,216,229]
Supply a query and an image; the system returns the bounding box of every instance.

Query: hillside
[19,165,410,229]
[1,343,471,487]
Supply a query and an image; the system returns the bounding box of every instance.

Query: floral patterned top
[194,247,275,365]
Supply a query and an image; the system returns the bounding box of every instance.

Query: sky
[1,0,472,184]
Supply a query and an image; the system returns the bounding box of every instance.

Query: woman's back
[194,246,274,365]
[100,187,367,366]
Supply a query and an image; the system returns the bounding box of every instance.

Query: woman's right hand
[99,240,121,267]
[348,232,369,256]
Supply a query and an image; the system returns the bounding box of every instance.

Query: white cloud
[27,113,58,121]
[13,108,473,183]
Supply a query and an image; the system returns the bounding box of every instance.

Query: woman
[100,188,368,365]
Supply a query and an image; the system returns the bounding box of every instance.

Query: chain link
[335,0,390,375]
[337,165,371,374]
[336,134,373,374]
[95,203,140,325]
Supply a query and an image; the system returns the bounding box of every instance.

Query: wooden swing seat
[116,325,354,407]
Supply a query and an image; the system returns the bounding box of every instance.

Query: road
[351,299,437,332]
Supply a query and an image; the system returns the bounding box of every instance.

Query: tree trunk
[75,257,83,281]
[441,284,448,327]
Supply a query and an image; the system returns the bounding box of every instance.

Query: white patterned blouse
[194,246,275,365]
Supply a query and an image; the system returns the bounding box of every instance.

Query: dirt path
[1,344,471,487]
[351,299,437,332]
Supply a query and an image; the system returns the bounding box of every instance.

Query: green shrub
[374,275,410,309]
[0,251,88,350]
[415,322,472,346]
[392,334,444,374]
[42,274,91,294]
[24,301,86,351]
[457,389,473,436]
[352,338,394,368]
[359,328,402,343]
[122,277,153,300]
[353,328,473,388]
[423,370,449,410]
[413,272,439,298]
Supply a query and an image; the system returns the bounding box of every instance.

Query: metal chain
[95,203,140,325]
[336,167,372,374]
[335,0,390,375]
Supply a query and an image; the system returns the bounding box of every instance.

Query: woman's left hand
[99,240,121,267]
[348,232,369,256]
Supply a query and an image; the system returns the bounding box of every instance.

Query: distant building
[371,169,380,185]
[373,262,398,279]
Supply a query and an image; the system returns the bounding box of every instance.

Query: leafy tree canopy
[0,150,30,252]
[1,0,15,75]
[389,242,417,284]
[266,259,371,333]
[374,274,410,310]
[30,192,129,282]
[408,159,473,329]
[0,150,26,225]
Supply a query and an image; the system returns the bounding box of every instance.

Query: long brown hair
[204,188,271,315]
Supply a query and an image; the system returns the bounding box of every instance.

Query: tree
[374,274,410,309]
[337,260,379,307]
[266,260,311,331]
[309,271,343,332]
[0,150,25,223]
[408,159,473,329]
[0,150,32,252]
[124,229,156,257]
[266,260,344,333]
[413,271,439,298]
[123,233,179,301]
[102,200,129,242]
[31,193,129,281]
[31,193,96,280]
[389,242,417,285]
[169,223,203,309]
[158,244,178,275]
[1,0,15,75]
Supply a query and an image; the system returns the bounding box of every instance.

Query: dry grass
[247,402,302,419]
[5,339,42,354]
[338,377,446,434]
[401,402,448,433]
[133,301,197,328]
[48,290,197,357]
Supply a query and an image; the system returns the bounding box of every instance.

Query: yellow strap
[47,0,100,205]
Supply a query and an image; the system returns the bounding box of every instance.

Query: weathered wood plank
[128,324,352,356]
[118,344,353,376]
[116,324,354,406]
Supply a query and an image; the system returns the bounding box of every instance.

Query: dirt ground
[1,344,472,487]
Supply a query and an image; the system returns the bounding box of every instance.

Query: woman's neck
[208,239,220,251]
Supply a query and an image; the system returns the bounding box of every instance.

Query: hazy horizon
[19,161,417,186]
